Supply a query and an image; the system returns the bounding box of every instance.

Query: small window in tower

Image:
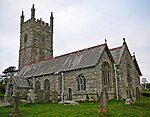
[41,35,45,42]
[24,33,28,43]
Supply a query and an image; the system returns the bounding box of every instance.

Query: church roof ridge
[55,43,106,59]
[22,43,106,67]
[110,45,125,65]
[110,46,122,51]
[25,57,53,66]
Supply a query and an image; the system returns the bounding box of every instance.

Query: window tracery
[44,79,50,92]
[101,62,111,86]
[77,74,86,91]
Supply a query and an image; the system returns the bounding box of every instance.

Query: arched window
[77,74,86,91]
[35,81,41,91]
[101,62,111,86]
[44,79,50,92]
[24,33,28,43]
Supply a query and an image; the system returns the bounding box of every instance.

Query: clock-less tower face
[18,6,53,69]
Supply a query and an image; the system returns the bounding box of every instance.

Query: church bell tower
[19,4,54,69]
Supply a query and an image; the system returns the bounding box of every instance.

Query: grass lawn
[142,90,150,93]
[0,97,150,117]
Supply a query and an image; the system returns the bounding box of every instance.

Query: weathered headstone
[58,100,78,105]
[136,87,140,100]
[125,98,132,105]
[68,88,72,100]
[52,91,58,103]
[100,88,108,114]
[9,91,22,117]
[36,90,44,103]
[27,89,36,103]
[0,101,11,107]
[43,91,50,103]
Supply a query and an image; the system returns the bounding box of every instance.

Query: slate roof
[110,44,142,76]
[18,44,107,78]
[110,45,125,65]
[12,76,31,88]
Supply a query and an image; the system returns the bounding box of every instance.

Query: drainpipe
[114,63,119,100]
[61,72,64,101]
[33,77,35,90]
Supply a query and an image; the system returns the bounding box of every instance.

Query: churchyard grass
[142,90,150,93]
[142,90,150,97]
[0,97,150,117]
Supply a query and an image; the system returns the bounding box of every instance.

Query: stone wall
[24,48,116,101]
[117,45,141,99]
[6,43,141,102]
[95,48,116,99]
[60,48,116,101]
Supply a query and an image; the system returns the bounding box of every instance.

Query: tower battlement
[21,18,51,31]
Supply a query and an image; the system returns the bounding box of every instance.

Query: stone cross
[13,91,20,112]
[9,91,22,117]
[100,88,108,114]
[136,87,140,100]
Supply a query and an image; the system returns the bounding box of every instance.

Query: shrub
[0,83,5,93]
[141,92,150,97]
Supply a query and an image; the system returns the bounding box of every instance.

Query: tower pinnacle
[50,12,54,32]
[31,4,35,19]
[20,11,24,25]
[123,37,126,45]
[50,12,54,57]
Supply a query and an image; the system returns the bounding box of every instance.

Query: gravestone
[27,89,36,103]
[52,91,58,103]
[9,91,22,117]
[0,101,11,107]
[43,91,50,103]
[68,88,72,100]
[100,88,108,114]
[36,90,44,103]
[136,87,140,100]
[59,100,78,105]
[125,98,132,105]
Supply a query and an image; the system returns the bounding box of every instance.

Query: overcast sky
[0,0,150,82]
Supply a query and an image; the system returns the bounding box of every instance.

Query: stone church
[5,5,142,102]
